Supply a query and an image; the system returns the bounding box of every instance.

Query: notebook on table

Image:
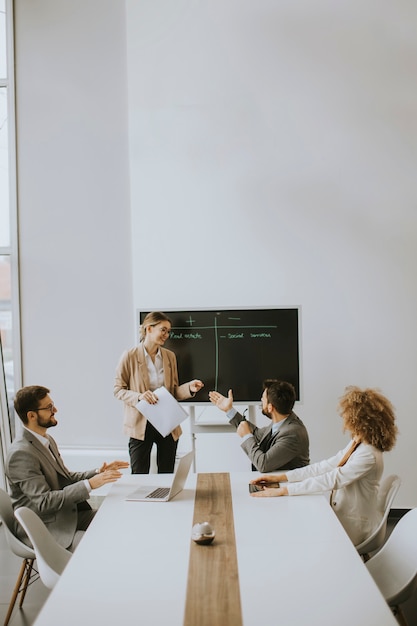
[125,450,194,502]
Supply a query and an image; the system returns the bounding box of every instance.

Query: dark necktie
[260,428,274,452]
[47,437,69,476]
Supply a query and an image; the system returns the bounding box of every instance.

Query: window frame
[0,0,22,483]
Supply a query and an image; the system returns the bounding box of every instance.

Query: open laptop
[125,450,194,502]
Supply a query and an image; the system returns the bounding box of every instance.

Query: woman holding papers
[114,311,204,474]
[250,386,398,546]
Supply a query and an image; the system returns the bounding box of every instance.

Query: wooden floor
[1,517,417,626]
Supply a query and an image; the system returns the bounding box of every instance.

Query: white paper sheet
[136,386,189,437]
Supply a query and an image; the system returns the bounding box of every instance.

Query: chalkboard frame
[137,307,302,406]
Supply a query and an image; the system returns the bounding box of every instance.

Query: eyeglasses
[33,403,55,413]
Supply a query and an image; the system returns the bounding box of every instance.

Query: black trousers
[129,421,178,474]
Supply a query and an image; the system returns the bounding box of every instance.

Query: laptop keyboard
[146,487,170,499]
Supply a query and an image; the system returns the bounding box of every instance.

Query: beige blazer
[114,343,193,440]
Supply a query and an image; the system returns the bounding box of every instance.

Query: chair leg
[392,605,408,626]
[19,558,35,607]
[3,558,35,626]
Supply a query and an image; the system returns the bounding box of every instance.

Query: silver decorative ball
[191,521,215,545]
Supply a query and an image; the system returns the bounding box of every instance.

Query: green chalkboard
[138,308,300,404]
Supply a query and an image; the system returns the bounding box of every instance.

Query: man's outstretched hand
[208,389,233,412]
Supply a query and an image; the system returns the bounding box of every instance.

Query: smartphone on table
[249,481,280,493]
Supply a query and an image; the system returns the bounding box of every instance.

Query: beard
[262,408,272,420]
[36,415,58,429]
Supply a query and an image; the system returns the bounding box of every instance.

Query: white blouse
[285,441,384,545]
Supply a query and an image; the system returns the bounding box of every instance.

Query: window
[0,0,20,460]
[0,0,9,249]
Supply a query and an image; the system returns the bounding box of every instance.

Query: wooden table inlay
[183,472,242,626]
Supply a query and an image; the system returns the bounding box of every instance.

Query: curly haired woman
[250,386,398,545]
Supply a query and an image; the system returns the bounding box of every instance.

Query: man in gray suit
[209,380,309,473]
[6,385,129,550]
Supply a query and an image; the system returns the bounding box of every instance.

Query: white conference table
[34,471,397,626]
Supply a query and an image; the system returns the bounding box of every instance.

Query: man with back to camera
[209,379,309,472]
[6,385,129,551]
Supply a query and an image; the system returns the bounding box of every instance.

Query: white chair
[355,474,401,561]
[365,507,417,626]
[14,507,71,590]
[0,488,38,626]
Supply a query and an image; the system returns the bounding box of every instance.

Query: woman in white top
[250,386,398,545]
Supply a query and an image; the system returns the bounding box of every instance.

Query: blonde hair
[139,311,172,342]
[338,386,398,451]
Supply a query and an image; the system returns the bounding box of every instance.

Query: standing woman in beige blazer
[114,311,204,473]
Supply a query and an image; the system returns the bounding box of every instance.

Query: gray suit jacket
[230,411,310,473]
[6,429,96,548]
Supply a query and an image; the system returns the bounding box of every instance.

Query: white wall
[126,0,417,504]
[14,1,417,506]
[14,0,133,448]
